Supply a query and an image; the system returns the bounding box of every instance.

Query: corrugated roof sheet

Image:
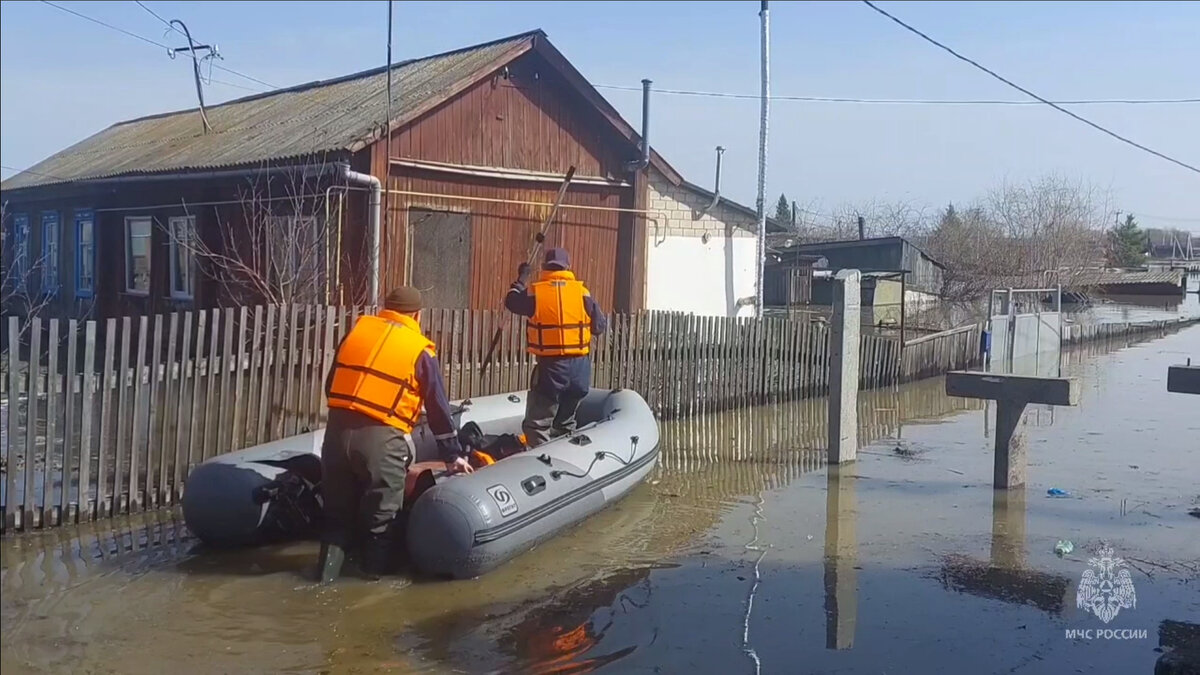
[1,31,539,191]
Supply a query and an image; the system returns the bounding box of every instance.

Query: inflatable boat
[181,387,659,578]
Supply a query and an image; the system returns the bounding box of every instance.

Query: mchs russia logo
[1076,545,1137,624]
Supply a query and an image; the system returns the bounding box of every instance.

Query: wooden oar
[479,166,577,380]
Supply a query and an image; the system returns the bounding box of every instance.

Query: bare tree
[165,160,367,308]
[2,202,61,361]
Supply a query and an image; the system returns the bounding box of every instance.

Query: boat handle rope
[550,436,639,480]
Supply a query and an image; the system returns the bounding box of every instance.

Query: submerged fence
[1,304,987,534]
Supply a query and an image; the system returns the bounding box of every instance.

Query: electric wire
[41,0,276,90]
[593,83,1200,106]
[859,0,1200,175]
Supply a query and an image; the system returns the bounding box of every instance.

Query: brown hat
[383,286,422,313]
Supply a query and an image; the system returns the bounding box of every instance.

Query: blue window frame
[41,211,60,295]
[75,209,96,298]
[11,213,30,285]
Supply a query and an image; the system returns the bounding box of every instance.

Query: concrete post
[946,371,1079,490]
[993,400,1029,488]
[1167,364,1200,394]
[828,269,860,464]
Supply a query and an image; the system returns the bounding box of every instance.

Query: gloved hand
[517,262,532,284]
[445,455,474,475]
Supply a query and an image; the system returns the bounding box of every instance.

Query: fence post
[828,270,861,465]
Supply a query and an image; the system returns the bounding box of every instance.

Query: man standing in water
[505,247,608,447]
[317,286,472,582]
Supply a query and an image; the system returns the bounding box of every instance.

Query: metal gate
[986,286,1062,378]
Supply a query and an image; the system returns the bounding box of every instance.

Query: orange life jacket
[326,309,434,433]
[525,270,593,357]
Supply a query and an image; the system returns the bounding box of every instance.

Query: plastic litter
[1047,488,1070,498]
[1054,540,1074,556]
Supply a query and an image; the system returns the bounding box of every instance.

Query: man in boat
[317,286,473,583]
[505,247,608,447]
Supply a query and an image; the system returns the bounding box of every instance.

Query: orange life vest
[525,270,592,357]
[326,309,434,433]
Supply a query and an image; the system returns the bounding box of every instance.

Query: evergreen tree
[774,193,792,227]
[1107,214,1148,267]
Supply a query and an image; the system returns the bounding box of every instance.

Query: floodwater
[3,327,1199,674]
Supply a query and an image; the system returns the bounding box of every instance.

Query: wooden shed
[1,30,683,320]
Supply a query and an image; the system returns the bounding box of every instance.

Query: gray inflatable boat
[181,387,659,578]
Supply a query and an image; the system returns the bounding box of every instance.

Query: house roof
[776,235,946,269]
[678,180,788,233]
[1,30,683,192]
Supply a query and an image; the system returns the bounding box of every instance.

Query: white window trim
[125,215,153,296]
[168,215,196,300]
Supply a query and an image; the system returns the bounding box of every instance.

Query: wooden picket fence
[1,304,993,534]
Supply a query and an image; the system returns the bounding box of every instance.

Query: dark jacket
[505,276,608,396]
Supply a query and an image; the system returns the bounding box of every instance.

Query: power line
[593,83,1200,106]
[860,0,1200,175]
[133,0,174,33]
[41,0,168,49]
[41,0,276,91]
[1,164,73,182]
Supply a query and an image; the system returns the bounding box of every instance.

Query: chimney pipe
[627,79,652,171]
[857,215,865,240]
[701,146,725,215]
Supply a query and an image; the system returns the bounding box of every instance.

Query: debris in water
[1128,465,1139,470]
[1188,508,1200,519]
[806,535,814,541]
[1054,540,1074,556]
[1047,488,1070,498]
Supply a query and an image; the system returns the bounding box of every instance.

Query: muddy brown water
[3,327,1199,674]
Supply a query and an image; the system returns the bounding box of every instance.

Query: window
[125,216,152,295]
[75,209,95,297]
[266,214,323,302]
[168,215,196,300]
[41,211,60,295]
[11,213,30,286]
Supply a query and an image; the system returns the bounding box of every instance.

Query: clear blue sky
[2,1,1198,232]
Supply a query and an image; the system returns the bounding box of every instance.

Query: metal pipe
[858,215,865,240]
[343,165,382,305]
[627,79,652,171]
[701,146,725,215]
[383,188,664,229]
[754,0,771,317]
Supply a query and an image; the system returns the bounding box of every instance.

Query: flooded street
[3,326,1198,675]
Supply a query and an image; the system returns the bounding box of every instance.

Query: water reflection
[823,466,857,651]
[936,487,1072,616]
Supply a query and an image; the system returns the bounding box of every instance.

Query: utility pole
[167,20,219,134]
[384,0,394,279]
[754,0,771,317]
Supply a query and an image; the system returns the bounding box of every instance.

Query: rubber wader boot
[361,534,394,580]
[317,542,346,584]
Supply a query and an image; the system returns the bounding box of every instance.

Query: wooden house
[1,30,698,320]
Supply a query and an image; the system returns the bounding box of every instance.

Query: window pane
[80,243,94,289]
[169,216,194,297]
[43,213,59,289]
[127,217,152,292]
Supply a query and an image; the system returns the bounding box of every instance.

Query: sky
[2,0,1198,233]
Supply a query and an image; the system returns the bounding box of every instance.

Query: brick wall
[647,173,757,240]
[644,168,759,317]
